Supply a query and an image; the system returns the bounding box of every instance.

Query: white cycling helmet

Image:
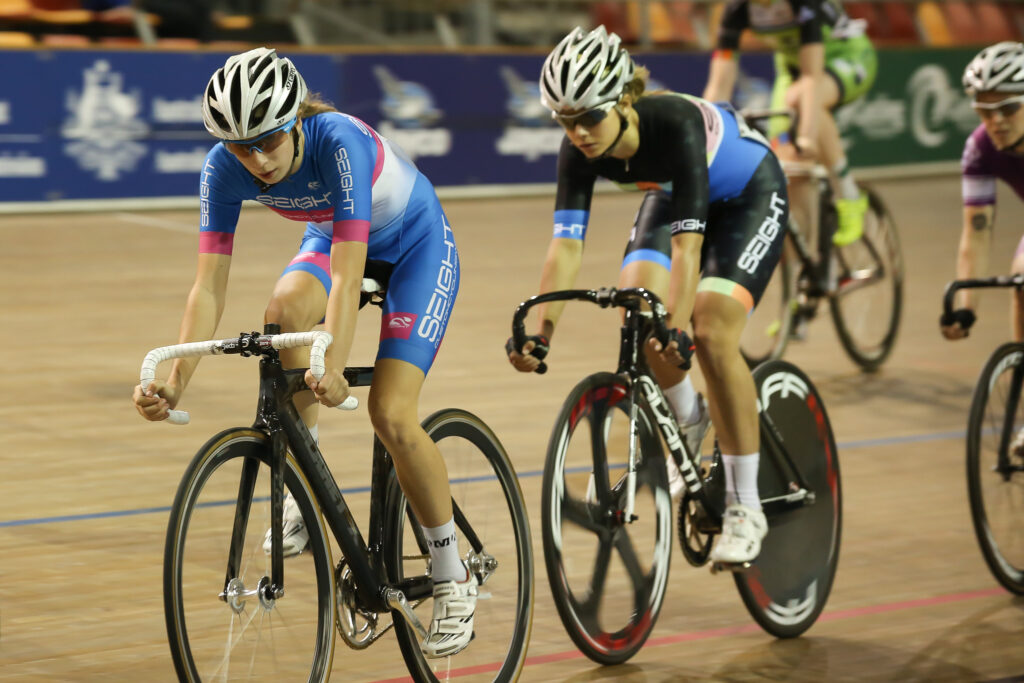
[203,47,308,141]
[540,25,635,113]
[963,41,1024,96]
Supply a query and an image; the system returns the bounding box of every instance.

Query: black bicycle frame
[221,325,432,615]
[944,275,1024,477]
[512,286,815,519]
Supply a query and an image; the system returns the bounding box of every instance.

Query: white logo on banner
[373,65,450,159]
[0,101,10,125]
[62,60,149,181]
[151,96,203,123]
[836,64,977,148]
[495,66,563,161]
[0,153,46,177]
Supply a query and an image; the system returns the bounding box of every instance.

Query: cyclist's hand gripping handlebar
[505,334,550,374]
[139,331,358,425]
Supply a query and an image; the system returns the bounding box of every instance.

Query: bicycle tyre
[733,361,842,638]
[164,428,336,682]
[829,185,903,371]
[741,242,795,367]
[966,342,1024,594]
[384,409,534,682]
[541,372,672,665]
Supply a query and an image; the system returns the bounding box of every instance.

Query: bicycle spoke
[561,494,607,536]
[574,537,614,621]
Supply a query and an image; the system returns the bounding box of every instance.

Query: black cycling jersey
[555,94,769,238]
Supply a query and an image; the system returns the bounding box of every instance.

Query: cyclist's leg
[261,225,332,556]
[267,224,331,429]
[618,191,710,469]
[368,195,475,657]
[821,36,878,245]
[698,154,788,563]
[1012,236,1024,342]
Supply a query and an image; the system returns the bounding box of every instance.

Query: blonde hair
[624,65,651,100]
[297,91,338,119]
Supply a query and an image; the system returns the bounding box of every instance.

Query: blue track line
[0,428,967,529]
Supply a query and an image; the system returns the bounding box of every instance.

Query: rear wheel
[385,409,534,682]
[741,244,794,367]
[829,185,903,371]
[164,428,335,682]
[967,342,1024,594]
[733,361,842,638]
[541,372,672,665]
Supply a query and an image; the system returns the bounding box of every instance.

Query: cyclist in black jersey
[507,26,790,565]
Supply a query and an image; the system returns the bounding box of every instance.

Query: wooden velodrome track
[2,175,1023,682]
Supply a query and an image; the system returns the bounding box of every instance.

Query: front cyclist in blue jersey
[507,26,786,565]
[131,48,474,658]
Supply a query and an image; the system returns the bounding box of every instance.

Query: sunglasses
[972,94,1024,119]
[225,119,297,156]
[552,100,618,129]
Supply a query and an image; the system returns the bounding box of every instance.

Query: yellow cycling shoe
[833,194,868,246]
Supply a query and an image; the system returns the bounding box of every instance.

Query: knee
[368,396,418,452]
[264,293,310,332]
[693,320,740,366]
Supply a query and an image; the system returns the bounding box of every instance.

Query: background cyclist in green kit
[703,0,878,247]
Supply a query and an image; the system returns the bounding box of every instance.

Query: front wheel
[542,372,673,665]
[967,342,1024,594]
[733,361,842,638]
[829,185,903,371]
[385,409,534,682]
[164,428,336,682]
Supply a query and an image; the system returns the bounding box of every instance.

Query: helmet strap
[591,107,629,162]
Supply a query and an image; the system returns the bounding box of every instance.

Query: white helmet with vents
[540,25,635,113]
[202,47,308,141]
[963,41,1024,96]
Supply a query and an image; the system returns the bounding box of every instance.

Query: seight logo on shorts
[738,191,786,275]
[417,218,457,344]
[381,313,418,340]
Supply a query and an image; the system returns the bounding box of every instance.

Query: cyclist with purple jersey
[943,42,1024,344]
[131,48,475,659]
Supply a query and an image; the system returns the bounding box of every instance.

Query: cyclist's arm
[166,252,231,399]
[534,238,584,340]
[794,41,826,152]
[666,232,703,328]
[323,239,367,369]
[703,51,739,103]
[536,141,596,339]
[955,204,994,311]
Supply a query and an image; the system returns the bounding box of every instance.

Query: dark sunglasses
[225,119,297,156]
[973,95,1024,119]
[552,100,618,129]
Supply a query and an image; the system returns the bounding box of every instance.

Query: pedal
[710,560,752,575]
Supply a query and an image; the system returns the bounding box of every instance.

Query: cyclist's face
[975,92,1024,150]
[227,121,301,184]
[558,101,624,159]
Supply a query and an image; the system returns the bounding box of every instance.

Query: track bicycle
[738,108,904,371]
[142,277,533,682]
[944,274,1024,594]
[510,286,841,664]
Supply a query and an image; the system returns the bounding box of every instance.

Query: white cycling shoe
[421,567,478,658]
[262,492,310,557]
[710,503,768,565]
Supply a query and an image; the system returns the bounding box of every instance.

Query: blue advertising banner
[0,49,772,203]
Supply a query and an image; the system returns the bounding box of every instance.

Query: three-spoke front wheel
[164,428,336,682]
[541,372,673,665]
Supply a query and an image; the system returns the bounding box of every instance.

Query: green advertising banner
[838,47,981,168]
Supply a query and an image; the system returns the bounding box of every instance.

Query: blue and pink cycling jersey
[198,112,459,374]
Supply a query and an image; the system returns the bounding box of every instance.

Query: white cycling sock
[722,453,761,510]
[422,517,467,583]
[663,375,701,425]
[833,159,860,200]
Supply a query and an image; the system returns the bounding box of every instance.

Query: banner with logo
[0,48,774,203]
[838,47,980,167]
